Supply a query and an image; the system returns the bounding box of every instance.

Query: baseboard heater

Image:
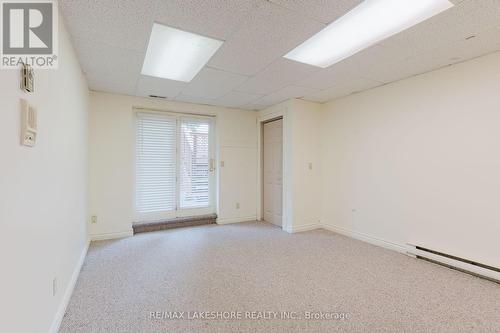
[407,244,500,284]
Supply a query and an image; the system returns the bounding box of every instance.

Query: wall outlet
[91,215,97,224]
[52,277,57,296]
[236,202,240,209]
[308,162,313,170]
[220,160,225,167]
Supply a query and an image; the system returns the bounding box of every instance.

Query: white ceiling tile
[61,0,500,108]
[72,38,144,95]
[72,38,144,74]
[400,25,500,76]
[461,25,500,56]
[215,91,264,108]
[271,0,466,25]
[360,25,500,85]
[302,86,350,103]
[236,58,319,95]
[155,0,260,39]
[345,45,420,84]
[303,77,382,103]
[208,1,325,76]
[181,67,248,99]
[87,76,137,96]
[340,77,383,93]
[296,58,366,90]
[174,94,217,106]
[255,85,319,106]
[379,0,500,59]
[240,103,271,111]
[60,0,156,52]
[269,0,362,24]
[298,42,414,87]
[136,76,187,99]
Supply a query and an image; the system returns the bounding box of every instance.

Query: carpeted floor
[60,222,500,333]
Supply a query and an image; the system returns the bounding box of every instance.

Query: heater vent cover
[408,244,500,284]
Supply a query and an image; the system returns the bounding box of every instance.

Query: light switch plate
[20,63,34,92]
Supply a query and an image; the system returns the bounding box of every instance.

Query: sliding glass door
[135,112,215,221]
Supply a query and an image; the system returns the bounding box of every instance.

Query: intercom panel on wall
[20,63,34,92]
[20,99,37,147]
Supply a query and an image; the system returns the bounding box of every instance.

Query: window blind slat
[136,113,176,213]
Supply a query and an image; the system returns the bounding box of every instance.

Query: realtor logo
[1,0,58,69]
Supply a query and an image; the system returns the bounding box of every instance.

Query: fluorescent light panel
[284,0,454,68]
[141,24,223,82]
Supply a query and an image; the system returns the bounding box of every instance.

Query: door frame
[257,107,290,231]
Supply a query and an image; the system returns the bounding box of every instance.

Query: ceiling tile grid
[295,56,368,90]
[302,86,351,104]
[402,25,500,74]
[342,44,420,85]
[154,0,260,40]
[269,0,363,24]
[136,76,186,99]
[235,58,320,95]
[180,67,249,99]
[214,91,264,108]
[72,38,145,95]
[60,0,500,110]
[60,0,157,52]
[174,94,219,107]
[255,85,320,106]
[379,0,500,60]
[86,75,138,97]
[240,103,273,111]
[207,0,325,76]
[303,77,383,103]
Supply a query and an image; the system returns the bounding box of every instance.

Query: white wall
[288,99,323,231]
[321,52,500,268]
[88,91,257,238]
[258,99,322,232]
[0,10,89,333]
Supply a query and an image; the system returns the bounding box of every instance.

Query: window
[135,112,214,221]
[179,118,210,209]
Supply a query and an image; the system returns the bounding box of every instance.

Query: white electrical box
[21,99,37,147]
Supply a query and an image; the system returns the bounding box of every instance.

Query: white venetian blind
[136,113,177,214]
[179,118,211,209]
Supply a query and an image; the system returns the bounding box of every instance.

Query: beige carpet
[60,222,500,332]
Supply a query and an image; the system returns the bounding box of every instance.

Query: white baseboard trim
[322,223,408,254]
[216,216,257,225]
[49,238,90,333]
[284,223,322,233]
[90,230,133,241]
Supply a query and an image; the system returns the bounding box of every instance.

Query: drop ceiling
[61,0,500,111]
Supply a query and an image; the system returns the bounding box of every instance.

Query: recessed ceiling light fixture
[284,0,454,68]
[141,23,223,82]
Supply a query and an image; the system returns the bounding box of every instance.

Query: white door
[263,119,283,227]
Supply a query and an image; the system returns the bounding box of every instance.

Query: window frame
[133,109,216,222]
